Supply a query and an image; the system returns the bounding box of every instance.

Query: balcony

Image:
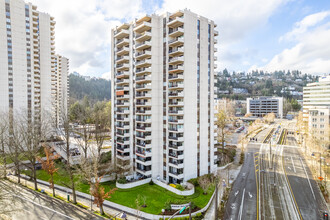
[169,47,184,57]
[116,131,129,138]
[169,160,184,168]
[116,55,129,64]
[136,75,151,83]
[116,101,129,107]
[136,83,151,91]
[214,47,218,52]
[136,118,151,123]
[168,37,184,47]
[169,126,184,132]
[136,109,152,115]
[116,71,129,78]
[169,56,184,65]
[136,133,152,141]
[136,149,152,157]
[168,136,184,141]
[168,101,184,107]
[115,28,129,39]
[116,46,129,56]
[169,74,184,81]
[117,139,130,145]
[169,110,184,115]
[169,65,183,73]
[116,109,129,114]
[116,85,129,91]
[168,91,184,98]
[136,67,151,75]
[116,63,129,71]
[168,83,184,90]
[214,39,218,44]
[134,21,152,33]
[136,31,152,42]
[117,117,129,122]
[116,78,129,85]
[168,118,184,124]
[169,170,184,179]
[136,167,152,176]
[135,41,152,50]
[136,100,152,106]
[168,17,184,28]
[214,64,218,69]
[135,50,152,60]
[214,56,217,61]
[169,27,184,38]
[136,125,152,132]
[116,38,129,47]
[136,158,152,166]
[116,124,129,129]
[135,59,151,68]
[169,152,184,160]
[116,154,130,161]
[214,30,219,36]
[136,92,151,99]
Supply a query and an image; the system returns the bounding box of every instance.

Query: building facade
[246,97,283,118]
[303,75,330,120]
[0,0,68,126]
[111,9,218,184]
[307,107,330,150]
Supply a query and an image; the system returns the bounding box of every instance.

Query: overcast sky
[29,0,330,78]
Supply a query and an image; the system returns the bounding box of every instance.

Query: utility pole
[215,178,218,220]
[189,202,191,220]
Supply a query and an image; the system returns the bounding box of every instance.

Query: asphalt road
[224,121,328,220]
[224,143,259,220]
[284,146,328,219]
[0,180,102,220]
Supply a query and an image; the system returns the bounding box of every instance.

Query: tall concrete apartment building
[111,9,218,184]
[0,0,68,126]
[247,97,283,118]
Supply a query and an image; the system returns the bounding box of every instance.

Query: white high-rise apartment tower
[0,0,68,126]
[111,9,218,184]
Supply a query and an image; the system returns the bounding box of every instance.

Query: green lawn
[22,163,214,214]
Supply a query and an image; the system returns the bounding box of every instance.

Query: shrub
[187,178,199,187]
[149,180,154,185]
[100,151,111,164]
[117,178,127,184]
[164,199,171,211]
[176,184,184,191]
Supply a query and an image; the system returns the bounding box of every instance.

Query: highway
[224,120,328,220]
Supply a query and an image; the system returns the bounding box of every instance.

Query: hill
[69,74,111,104]
[215,69,319,100]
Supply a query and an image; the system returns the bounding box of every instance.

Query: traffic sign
[318,177,324,181]
[179,206,186,214]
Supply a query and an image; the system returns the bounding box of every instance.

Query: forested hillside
[69,74,111,104]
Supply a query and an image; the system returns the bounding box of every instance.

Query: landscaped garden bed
[22,162,215,215]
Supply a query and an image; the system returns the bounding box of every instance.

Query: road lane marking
[283,155,303,220]
[299,157,316,200]
[238,188,245,220]
[248,192,252,198]
[291,156,296,173]
[235,190,239,197]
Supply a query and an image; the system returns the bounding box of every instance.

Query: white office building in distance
[246,97,283,118]
[111,9,218,184]
[0,0,68,126]
[303,75,330,120]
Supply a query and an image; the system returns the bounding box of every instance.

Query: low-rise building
[246,97,283,118]
[307,107,330,150]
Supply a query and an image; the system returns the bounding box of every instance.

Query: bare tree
[60,113,78,204]
[18,110,52,190]
[91,175,116,215]
[0,112,9,179]
[198,175,211,195]
[37,145,59,197]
